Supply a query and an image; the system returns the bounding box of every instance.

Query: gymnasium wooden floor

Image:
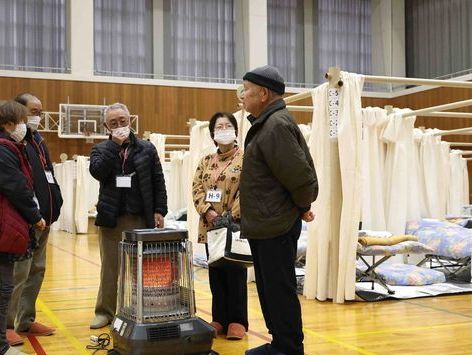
[13,229,472,355]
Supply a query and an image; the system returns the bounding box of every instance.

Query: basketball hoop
[84,129,94,144]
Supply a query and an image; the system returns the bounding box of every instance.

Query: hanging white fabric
[413,129,429,217]
[419,131,445,219]
[57,160,77,234]
[75,156,89,234]
[448,151,465,216]
[167,150,191,213]
[439,141,451,216]
[51,163,63,232]
[298,123,312,147]
[304,71,364,303]
[382,109,421,235]
[360,107,388,231]
[149,133,167,163]
[187,122,216,259]
[233,109,251,149]
[462,157,470,206]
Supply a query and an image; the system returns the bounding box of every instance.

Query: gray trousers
[0,260,14,354]
[7,227,49,331]
[94,215,146,320]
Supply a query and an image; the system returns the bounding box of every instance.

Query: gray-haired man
[89,103,167,329]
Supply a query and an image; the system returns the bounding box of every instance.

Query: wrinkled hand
[302,210,315,223]
[205,209,218,224]
[154,213,164,228]
[35,218,46,231]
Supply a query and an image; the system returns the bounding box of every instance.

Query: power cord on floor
[86,333,111,354]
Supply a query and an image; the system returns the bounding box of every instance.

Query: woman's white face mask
[213,129,236,145]
[27,116,41,131]
[9,123,27,142]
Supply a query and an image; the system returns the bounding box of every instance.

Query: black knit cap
[243,65,285,95]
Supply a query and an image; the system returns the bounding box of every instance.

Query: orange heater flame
[142,256,177,288]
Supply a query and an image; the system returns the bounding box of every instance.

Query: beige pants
[8,227,49,331]
[94,215,146,320]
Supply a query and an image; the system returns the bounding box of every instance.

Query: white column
[391,0,405,78]
[371,0,405,88]
[153,0,164,78]
[304,0,314,84]
[69,0,94,79]
[242,0,268,70]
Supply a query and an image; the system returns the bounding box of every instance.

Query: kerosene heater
[110,228,214,355]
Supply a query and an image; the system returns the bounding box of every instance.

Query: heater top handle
[122,228,189,242]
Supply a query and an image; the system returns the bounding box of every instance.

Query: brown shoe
[18,322,55,336]
[226,322,245,340]
[209,321,224,337]
[6,329,24,346]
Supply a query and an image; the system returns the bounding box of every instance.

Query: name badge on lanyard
[205,189,222,203]
[44,170,55,184]
[116,172,135,188]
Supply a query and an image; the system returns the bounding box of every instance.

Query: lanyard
[211,147,239,186]
[31,139,47,169]
[120,146,129,174]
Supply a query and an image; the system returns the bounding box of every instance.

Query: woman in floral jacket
[192,112,247,341]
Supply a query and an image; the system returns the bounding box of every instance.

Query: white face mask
[9,123,27,142]
[111,125,130,139]
[27,116,41,131]
[214,129,236,145]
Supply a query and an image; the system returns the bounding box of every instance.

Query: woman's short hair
[0,101,27,130]
[208,112,238,142]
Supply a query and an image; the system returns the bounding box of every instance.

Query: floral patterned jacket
[192,146,243,243]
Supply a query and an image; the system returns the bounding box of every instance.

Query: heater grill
[117,239,195,323]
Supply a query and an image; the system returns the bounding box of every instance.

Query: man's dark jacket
[25,129,63,226]
[240,99,318,239]
[90,132,167,228]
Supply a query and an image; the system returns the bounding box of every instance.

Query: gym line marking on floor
[196,288,377,355]
[37,298,90,355]
[347,321,472,337]
[27,335,47,355]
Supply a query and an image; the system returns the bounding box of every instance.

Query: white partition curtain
[381,109,421,235]
[53,160,76,234]
[149,133,167,165]
[167,151,191,213]
[361,107,388,231]
[406,0,472,78]
[449,150,469,216]
[267,0,305,84]
[232,109,251,149]
[94,0,153,77]
[0,0,68,72]
[304,72,364,303]
[163,0,235,81]
[419,131,446,219]
[75,156,89,234]
[186,122,216,259]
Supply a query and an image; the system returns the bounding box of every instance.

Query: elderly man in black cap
[240,65,318,355]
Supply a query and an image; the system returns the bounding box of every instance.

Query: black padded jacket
[90,132,167,228]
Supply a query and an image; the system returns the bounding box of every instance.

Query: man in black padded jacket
[7,93,62,345]
[89,102,167,329]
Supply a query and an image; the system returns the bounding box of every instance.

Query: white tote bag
[207,227,253,267]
